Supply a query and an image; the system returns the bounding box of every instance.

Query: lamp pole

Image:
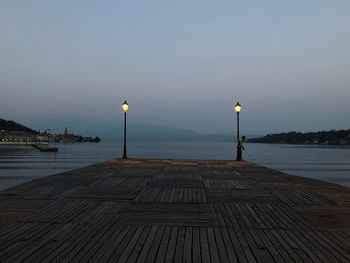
[122,101,128,159]
[234,102,242,161]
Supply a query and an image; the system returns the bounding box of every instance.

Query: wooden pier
[0,159,349,262]
[32,144,58,152]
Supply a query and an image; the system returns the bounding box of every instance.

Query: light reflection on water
[0,142,349,190]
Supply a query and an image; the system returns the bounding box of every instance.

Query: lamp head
[234,102,241,113]
[122,101,129,113]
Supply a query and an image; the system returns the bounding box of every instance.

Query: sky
[1,1,349,135]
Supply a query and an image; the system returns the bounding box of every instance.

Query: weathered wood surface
[0,158,349,262]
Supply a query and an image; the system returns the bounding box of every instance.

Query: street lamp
[234,102,242,161]
[122,100,128,159]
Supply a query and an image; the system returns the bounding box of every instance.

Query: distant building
[55,133,78,143]
[34,134,49,143]
[0,131,48,144]
[61,134,77,143]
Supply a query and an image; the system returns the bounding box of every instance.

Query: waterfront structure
[0,158,348,262]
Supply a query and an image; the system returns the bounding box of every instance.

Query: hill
[250,129,350,145]
[0,118,38,134]
[30,118,234,142]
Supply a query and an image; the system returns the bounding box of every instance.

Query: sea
[0,142,349,191]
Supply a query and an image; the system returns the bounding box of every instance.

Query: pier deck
[0,159,349,262]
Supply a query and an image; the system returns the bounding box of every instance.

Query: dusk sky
[1,1,349,135]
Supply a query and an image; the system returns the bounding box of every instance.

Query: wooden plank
[199,227,211,263]
[121,226,150,263]
[192,227,201,262]
[303,230,350,263]
[235,228,257,263]
[294,207,350,230]
[27,240,66,263]
[8,240,51,263]
[164,226,178,263]
[41,241,71,263]
[90,225,130,262]
[133,226,158,263]
[108,225,139,262]
[270,229,302,262]
[262,230,294,263]
[155,226,171,263]
[183,227,193,263]
[174,227,186,263]
[0,241,26,262]
[324,231,350,257]
[242,229,274,263]
[68,223,117,263]
[285,230,330,263]
[277,229,313,262]
[251,229,287,263]
[207,228,220,263]
[214,228,229,263]
[219,227,238,263]
[117,203,212,227]
[140,226,163,263]
[56,242,87,263]
[227,228,248,263]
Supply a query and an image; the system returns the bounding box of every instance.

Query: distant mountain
[0,118,38,134]
[30,118,234,142]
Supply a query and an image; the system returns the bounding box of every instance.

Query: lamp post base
[236,145,242,161]
[122,148,127,159]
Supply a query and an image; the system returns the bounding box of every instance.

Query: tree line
[249,129,350,145]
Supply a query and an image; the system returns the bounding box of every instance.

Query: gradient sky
[1,1,349,135]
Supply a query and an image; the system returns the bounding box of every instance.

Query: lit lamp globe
[122,101,129,113]
[234,102,241,113]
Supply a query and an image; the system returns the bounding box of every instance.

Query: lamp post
[122,100,129,159]
[234,102,242,161]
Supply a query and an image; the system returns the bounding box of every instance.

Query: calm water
[0,142,349,190]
